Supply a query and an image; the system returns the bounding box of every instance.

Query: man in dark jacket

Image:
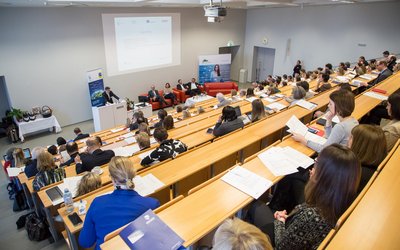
[102,86,120,105]
[75,137,115,174]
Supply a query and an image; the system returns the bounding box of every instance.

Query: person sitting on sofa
[148,85,168,107]
[187,78,201,96]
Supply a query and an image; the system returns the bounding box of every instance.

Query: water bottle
[78,200,86,215]
[63,188,74,214]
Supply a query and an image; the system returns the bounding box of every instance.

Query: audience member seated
[297,81,314,99]
[387,55,397,72]
[251,99,266,122]
[176,79,188,92]
[2,147,15,181]
[148,85,168,108]
[266,86,279,96]
[79,156,160,249]
[239,89,247,99]
[135,123,151,136]
[383,92,400,151]
[247,144,360,249]
[213,218,273,250]
[355,62,367,75]
[246,88,255,98]
[292,90,358,153]
[73,127,90,142]
[60,142,79,167]
[47,145,58,156]
[76,172,102,197]
[285,86,306,107]
[74,137,115,174]
[324,63,333,74]
[362,60,392,87]
[135,132,151,151]
[140,128,187,167]
[315,73,332,93]
[197,106,205,114]
[57,137,67,153]
[216,93,231,108]
[176,105,183,113]
[164,82,176,107]
[163,115,174,130]
[129,111,148,131]
[32,151,65,191]
[153,109,168,128]
[24,147,45,178]
[349,125,387,192]
[13,148,28,168]
[182,110,191,119]
[213,106,244,137]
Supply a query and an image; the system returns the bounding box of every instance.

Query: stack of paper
[134,174,165,196]
[245,97,258,103]
[124,137,136,145]
[6,167,25,177]
[275,94,285,98]
[121,132,134,139]
[113,144,141,157]
[266,102,287,111]
[335,76,351,83]
[111,128,124,133]
[363,92,388,101]
[286,115,327,145]
[258,146,314,176]
[263,96,279,103]
[359,74,374,80]
[221,166,273,199]
[351,80,363,87]
[296,100,317,110]
[150,137,157,145]
[62,176,83,197]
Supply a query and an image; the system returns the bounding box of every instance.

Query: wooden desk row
[101,72,399,249]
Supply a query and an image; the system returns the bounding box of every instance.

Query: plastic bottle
[78,200,86,215]
[63,188,74,214]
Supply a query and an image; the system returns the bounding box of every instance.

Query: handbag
[25,213,50,241]
[41,106,52,118]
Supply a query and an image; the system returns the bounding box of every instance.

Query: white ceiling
[0,0,395,8]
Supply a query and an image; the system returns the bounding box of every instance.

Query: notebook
[119,209,184,250]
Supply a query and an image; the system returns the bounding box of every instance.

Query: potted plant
[7,108,24,122]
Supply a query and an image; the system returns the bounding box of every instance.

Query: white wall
[0,7,246,126]
[244,2,400,79]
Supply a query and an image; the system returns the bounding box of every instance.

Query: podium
[92,102,127,132]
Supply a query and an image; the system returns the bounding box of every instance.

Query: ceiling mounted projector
[204,0,227,23]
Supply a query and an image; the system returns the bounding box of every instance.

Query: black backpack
[26,213,50,241]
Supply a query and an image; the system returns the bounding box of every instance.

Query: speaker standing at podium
[102,86,120,105]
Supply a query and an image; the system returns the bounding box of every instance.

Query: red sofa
[204,82,238,97]
[139,90,180,110]
[173,85,205,103]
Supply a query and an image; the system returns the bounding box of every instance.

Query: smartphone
[68,212,83,226]
[308,127,319,134]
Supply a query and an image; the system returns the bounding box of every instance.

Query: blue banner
[87,69,105,107]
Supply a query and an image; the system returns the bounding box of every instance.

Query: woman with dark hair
[163,82,176,107]
[349,125,387,192]
[129,111,148,131]
[56,137,67,153]
[213,106,244,137]
[383,92,400,151]
[292,90,358,153]
[251,99,266,122]
[246,88,255,98]
[248,144,361,249]
[163,115,174,130]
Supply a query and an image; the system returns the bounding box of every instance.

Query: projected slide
[102,13,181,76]
[115,17,172,71]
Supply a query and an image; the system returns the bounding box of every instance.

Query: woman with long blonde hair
[79,156,160,250]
